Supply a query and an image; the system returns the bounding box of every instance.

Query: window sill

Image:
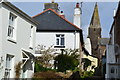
[54,46,65,48]
[7,37,16,44]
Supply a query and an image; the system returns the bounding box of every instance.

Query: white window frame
[7,13,17,42]
[55,34,65,46]
[4,54,14,78]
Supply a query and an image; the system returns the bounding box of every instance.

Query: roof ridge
[32,8,81,30]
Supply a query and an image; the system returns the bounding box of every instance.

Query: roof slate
[99,38,109,45]
[33,9,81,32]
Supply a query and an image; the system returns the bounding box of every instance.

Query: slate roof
[99,38,109,45]
[33,8,81,32]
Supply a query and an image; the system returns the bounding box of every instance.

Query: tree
[54,49,80,72]
[15,62,22,78]
[35,45,57,68]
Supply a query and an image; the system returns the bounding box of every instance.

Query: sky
[12,1,118,39]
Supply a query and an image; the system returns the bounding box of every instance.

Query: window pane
[6,55,11,68]
[56,34,65,46]
[8,13,16,39]
[111,67,114,73]
[9,14,15,26]
[61,37,64,46]
[8,26,14,37]
[56,38,59,45]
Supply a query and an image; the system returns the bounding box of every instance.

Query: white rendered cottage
[33,2,84,55]
[0,1,37,79]
[33,2,85,69]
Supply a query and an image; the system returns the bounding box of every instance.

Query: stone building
[88,3,109,76]
[88,3,101,58]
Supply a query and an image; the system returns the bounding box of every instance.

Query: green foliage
[34,62,56,72]
[81,71,94,78]
[35,45,56,68]
[82,58,92,71]
[54,49,79,72]
[73,67,80,72]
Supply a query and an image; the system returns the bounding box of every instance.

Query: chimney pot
[61,11,63,13]
[60,11,65,18]
[76,3,79,8]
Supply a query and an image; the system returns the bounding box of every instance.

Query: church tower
[88,3,101,56]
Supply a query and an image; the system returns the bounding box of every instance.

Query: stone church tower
[88,3,101,57]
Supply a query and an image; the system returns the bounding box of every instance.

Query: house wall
[36,32,80,50]
[106,45,115,64]
[82,54,98,72]
[109,26,114,45]
[35,32,81,68]
[115,13,120,46]
[106,45,116,78]
[0,5,3,79]
[84,38,91,55]
[0,4,36,79]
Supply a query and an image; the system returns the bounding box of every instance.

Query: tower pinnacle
[90,3,101,28]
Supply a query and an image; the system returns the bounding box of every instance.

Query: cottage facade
[34,2,84,55]
[0,1,37,79]
[33,2,85,69]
